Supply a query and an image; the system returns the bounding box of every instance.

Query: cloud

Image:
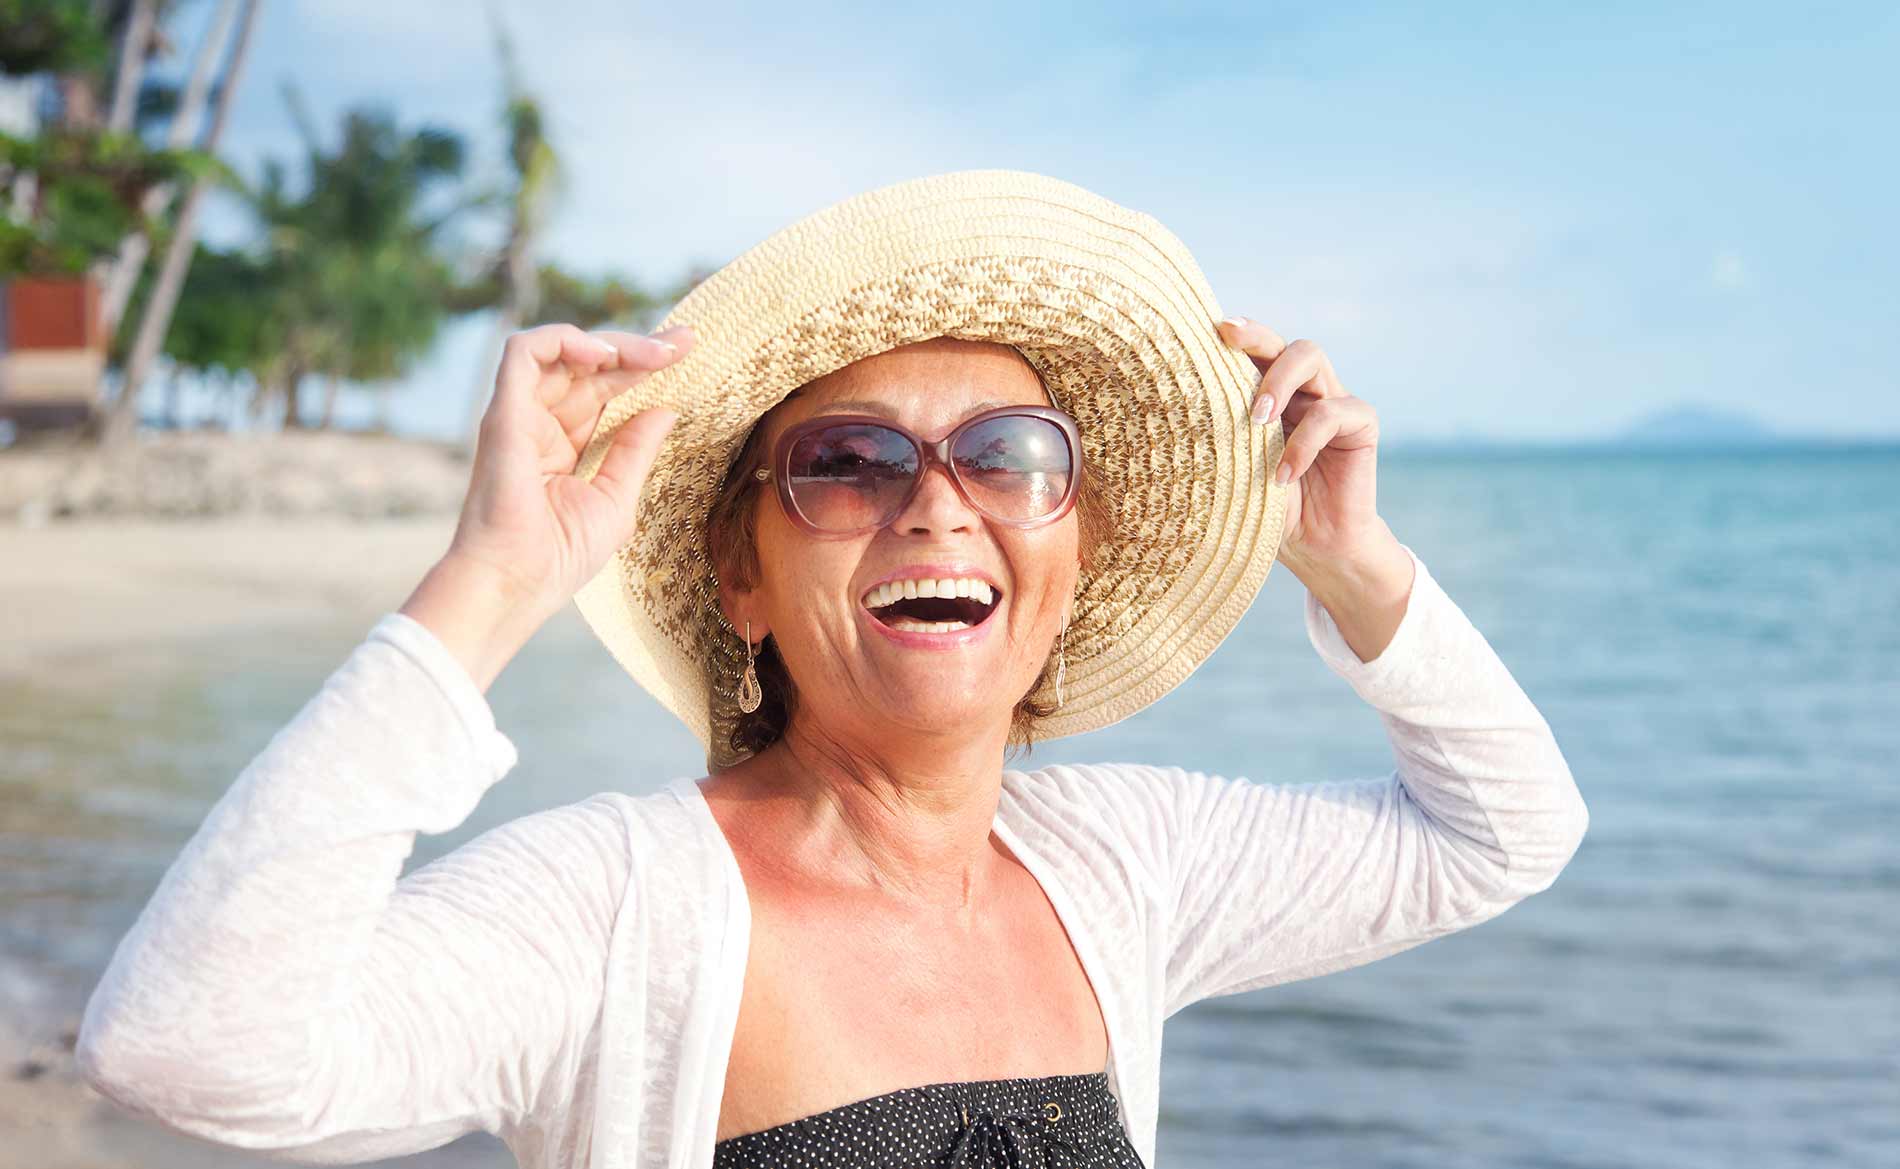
[211,0,1899,442]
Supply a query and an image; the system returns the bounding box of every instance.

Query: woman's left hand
[1217,317,1394,574]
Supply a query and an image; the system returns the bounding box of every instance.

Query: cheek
[1002,522,1082,613]
[754,514,867,633]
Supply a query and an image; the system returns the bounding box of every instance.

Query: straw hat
[572,169,1291,771]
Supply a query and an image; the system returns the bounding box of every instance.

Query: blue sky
[171,0,1896,442]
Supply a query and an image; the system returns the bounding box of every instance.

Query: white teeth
[888,618,972,633]
[858,576,1001,610]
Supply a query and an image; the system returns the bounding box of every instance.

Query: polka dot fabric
[711,1069,1145,1168]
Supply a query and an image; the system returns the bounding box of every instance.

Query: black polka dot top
[711,1069,1146,1168]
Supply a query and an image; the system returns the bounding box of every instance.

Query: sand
[0,514,464,677]
[0,511,524,1168]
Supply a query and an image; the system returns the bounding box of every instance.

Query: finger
[648,322,698,354]
[592,326,696,373]
[534,322,624,373]
[1218,317,1305,423]
[1217,316,1288,370]
[1275,398,1344,485]
[1318,360,1348,401]
[545,326,696,441]
[588,407,680,537]
[1256,339,1340,425]
[1275,397,1378,484]
[496,323,622,410]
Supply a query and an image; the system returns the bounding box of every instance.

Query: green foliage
[0,0,109,76]
[0,127,231,274]
[9,0,712,433]
[154,106,474,398]
[533,264,696,331]
[118,241,276,372]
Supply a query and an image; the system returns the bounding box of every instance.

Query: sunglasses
[753,405,1082,538]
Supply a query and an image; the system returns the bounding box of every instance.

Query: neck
[754,711,1013,914]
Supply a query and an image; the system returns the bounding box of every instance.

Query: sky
[159,0,1898,443]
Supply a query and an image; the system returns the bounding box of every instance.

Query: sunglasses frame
[753,404,1084,538]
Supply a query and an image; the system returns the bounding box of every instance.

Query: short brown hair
[703,382,1115,764]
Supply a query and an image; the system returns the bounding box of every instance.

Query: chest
[713,855,1110,1141]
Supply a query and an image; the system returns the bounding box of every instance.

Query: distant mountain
[1610,403,1776,445]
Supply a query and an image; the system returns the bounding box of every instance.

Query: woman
[76,172,1588,1169]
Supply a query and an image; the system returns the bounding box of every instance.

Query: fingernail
[651,336,678,354]
[1251,395,1275,424]
[1275,462,1293,484]
[1222,316,1248,329]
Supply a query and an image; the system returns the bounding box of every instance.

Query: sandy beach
[0,514,525,1168]
[0,513,464,675]
[0,428,484,670]
[0,433,517,1168]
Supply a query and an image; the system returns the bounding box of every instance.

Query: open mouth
[860,578,1002,634]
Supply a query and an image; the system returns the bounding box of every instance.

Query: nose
[891,461,979,536]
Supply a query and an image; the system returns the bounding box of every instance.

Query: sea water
[3,443,1894,1168]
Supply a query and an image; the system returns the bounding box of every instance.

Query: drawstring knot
[948,1100,1085,1167]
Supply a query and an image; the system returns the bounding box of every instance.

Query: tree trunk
[100,0,243,335]
[100,0,263,450]
[283,374,305,429]
[248,373,273,425]
[105,0,157,133]
[55,74,99,128]
[318,375,342,429]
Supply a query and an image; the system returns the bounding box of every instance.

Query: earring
[737,620,763,714]
[1053,611,1069,710]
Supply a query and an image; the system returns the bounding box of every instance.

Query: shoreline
[0,512,514,1169]
[0,515,462,679]
[1,429,479,675]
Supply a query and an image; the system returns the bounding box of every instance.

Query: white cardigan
[75,543,1588,1169]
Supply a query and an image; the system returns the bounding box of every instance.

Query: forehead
[765,338,1049,438]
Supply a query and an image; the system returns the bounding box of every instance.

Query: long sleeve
[1137,542,1589,1018]
[74,612,631,1163]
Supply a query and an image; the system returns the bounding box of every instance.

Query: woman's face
[725,337,1081,751]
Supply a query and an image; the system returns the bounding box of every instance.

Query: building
[1,76,105,436]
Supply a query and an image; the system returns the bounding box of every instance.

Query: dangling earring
[737,620,763,714]
[1053,611,1069,710]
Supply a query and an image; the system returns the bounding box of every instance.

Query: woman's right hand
[400,322,695,691]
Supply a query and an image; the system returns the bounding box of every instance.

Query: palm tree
[458,16,560,452]
[208,100,470,429]
[98,0,245,333]
[454,17,705,454]
[0,0,210,277]
[101,0,259,447]
[120,94,484,436]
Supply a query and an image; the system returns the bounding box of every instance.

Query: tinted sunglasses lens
[951,414,1073,522]
[785,423,918,531]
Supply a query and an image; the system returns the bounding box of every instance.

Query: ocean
[3,443,1895,1168]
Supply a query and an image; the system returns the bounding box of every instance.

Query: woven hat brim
[571,170,1290,772]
